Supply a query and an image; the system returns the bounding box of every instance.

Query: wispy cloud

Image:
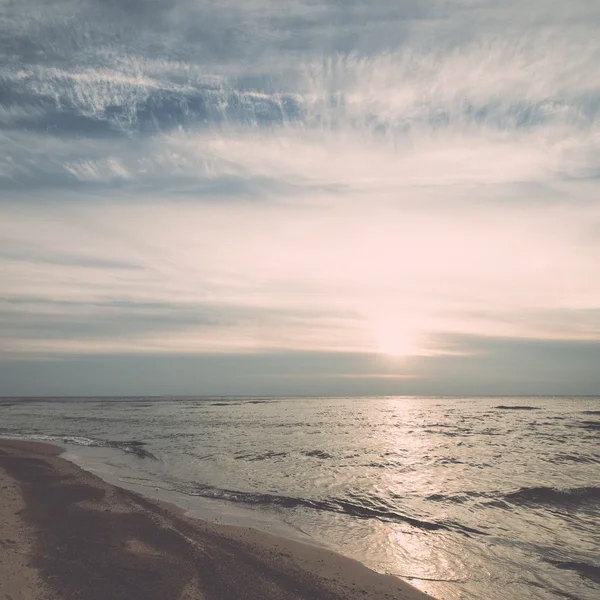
[1,0,599,392]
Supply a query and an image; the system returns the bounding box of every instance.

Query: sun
[373,321,418,358]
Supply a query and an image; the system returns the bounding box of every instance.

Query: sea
[1,395,598,600]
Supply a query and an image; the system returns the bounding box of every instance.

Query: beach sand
[0,439,435,600]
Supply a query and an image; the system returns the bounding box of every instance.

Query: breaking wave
[177,482,485,537]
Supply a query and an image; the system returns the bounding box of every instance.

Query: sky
[1,0,599,396]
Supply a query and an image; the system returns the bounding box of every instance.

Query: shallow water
[1,396,599,600]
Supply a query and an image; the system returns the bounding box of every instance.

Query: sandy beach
[0,439,435,600]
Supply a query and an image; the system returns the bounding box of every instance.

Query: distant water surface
[1,396,599,600]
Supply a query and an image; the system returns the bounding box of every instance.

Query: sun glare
[373,321,418,358]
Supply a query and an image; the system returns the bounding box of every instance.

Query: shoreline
[0,439,436,600]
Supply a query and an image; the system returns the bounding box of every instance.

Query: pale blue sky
[1,0,599,395]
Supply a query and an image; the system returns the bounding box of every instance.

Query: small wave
[424,429,460,437]
[303,450,333,459]
[545,559,600,584]
[362,461,411,470]
[210,399,272,405]
[106,440,156,459]
[435,457,464,465]
[427,493,470,504]
[426,491,488,504]
[545,453,600,465]
[495,405,541,410]
[181,484,484,536]
[578,420,600,431]
[234,451,288,461]
[502,486,600,508]
[581,410,600,415]
[0,433,156,459]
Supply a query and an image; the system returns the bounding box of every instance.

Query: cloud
[1,27,598,192]
[1,337,599,396]
[1,0,599,393]
[1,188,599,361]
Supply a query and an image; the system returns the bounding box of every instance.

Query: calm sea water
[1,396,598,600]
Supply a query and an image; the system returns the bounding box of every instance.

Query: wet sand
[0,439,435,600]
